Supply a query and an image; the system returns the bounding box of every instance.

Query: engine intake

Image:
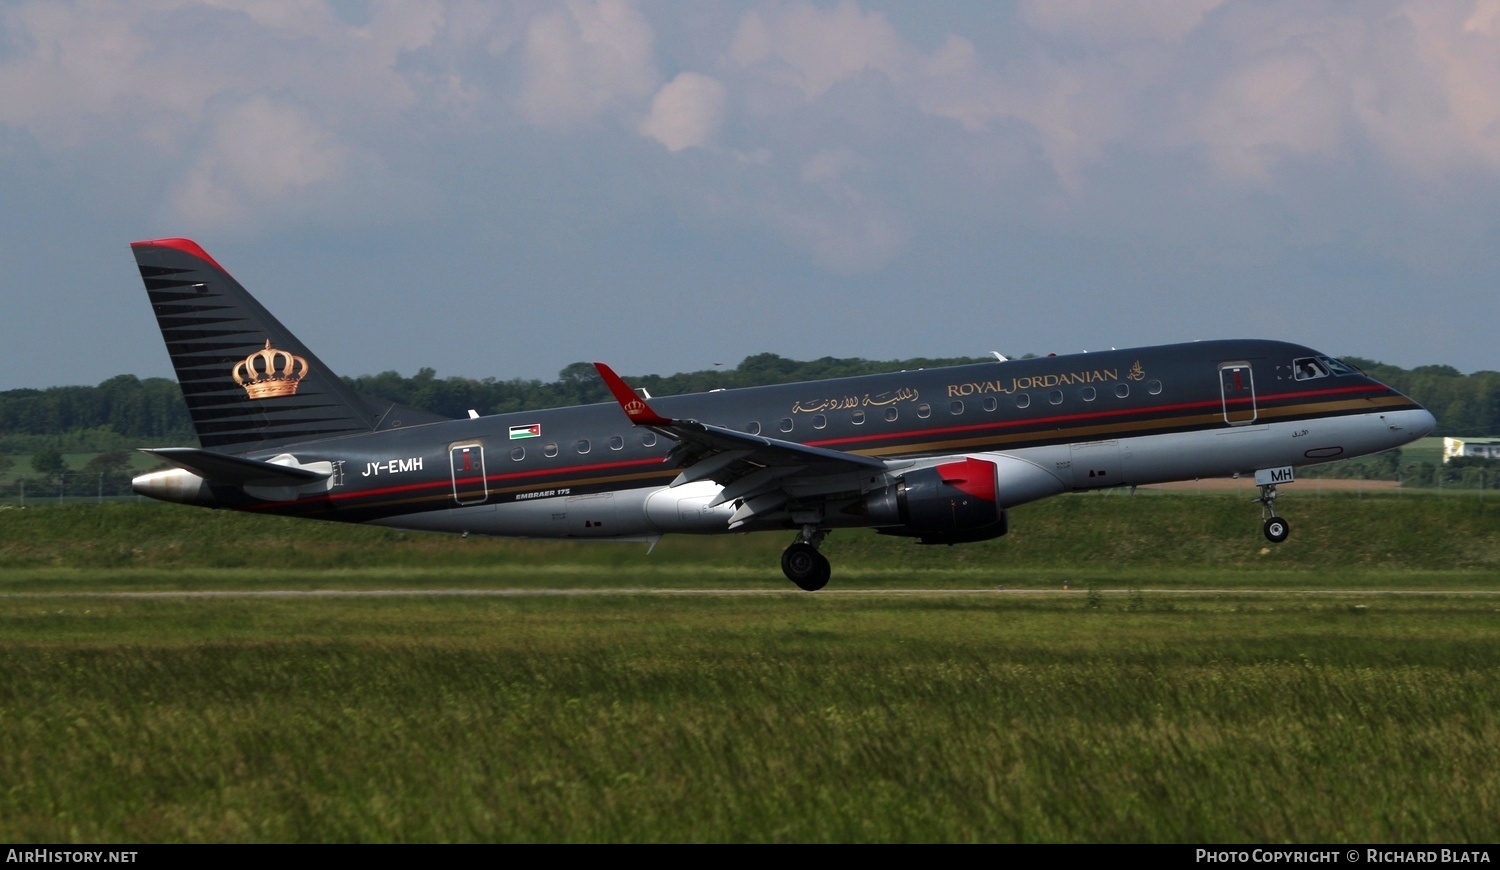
[851,453,1067,544]
[861,457,1007,544]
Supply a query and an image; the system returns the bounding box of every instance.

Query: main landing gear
[1256,483,1291,544]
[782,527,831,591]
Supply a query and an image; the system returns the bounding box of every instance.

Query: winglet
[594,362,673,426]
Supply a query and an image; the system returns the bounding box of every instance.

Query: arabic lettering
[862,387,919,406]
[791,387,919,414]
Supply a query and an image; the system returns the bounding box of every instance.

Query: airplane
[129,237,1437,590]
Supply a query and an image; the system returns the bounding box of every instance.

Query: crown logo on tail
[233,339,310,399]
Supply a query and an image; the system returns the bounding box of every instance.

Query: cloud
[1371,0,1500,174]
[1188,44,1347,179]
[1150,2,1500,182]
[730,0,907,100]
[170,96,352,225]
[776,148,908,274]
[0,1,214,147]
[516,0,658,126]
[1018,0,1226,45]
[725,3,1012,136]
[639,72,726,152]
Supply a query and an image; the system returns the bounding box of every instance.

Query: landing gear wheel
[781,542,831,591]
[1254,482,1290,544]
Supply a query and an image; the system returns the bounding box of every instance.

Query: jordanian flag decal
[509,423,541,440]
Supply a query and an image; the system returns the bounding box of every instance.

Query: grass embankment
[0,492,1496,590]
[1,593,1497,842]
[0,496,1497,842]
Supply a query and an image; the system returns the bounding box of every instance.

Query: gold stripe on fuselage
[851,395,1417,458]
[320,395,1417,513]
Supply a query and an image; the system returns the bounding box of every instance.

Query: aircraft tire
[1263,516,1290,544]
[782,543,831,591]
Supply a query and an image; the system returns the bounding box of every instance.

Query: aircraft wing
[140,447,332,488]
[594,363,895,526]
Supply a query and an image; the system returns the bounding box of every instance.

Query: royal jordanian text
[947,368,1122,397]
[1196,851,1491,864]
[6,852,137,863]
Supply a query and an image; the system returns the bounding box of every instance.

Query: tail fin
[132,238,439,453]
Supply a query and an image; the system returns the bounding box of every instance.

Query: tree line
[2,353,1497,496]
[0,352,988,453]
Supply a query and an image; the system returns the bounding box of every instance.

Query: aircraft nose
[1412,408,1437,439]
[1384,408,1436,442]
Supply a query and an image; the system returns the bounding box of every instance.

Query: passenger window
[608,435,624,450]
[852,410,865,425]
[544,443,559,458]
[779,418,793,433]
[640,432,656,448]
[917,403,931,419]
[1081,387,1096,402]
[1148,380,1163,395]
[1048,390,1063,405]
[813,414,827,429]
[950,401,964,415]
[747,421,761,435]
[1115,384,1129,398]
[575,439,591,454]
[1016,394,1031,409]
[510,446,525,461]
[1294,357,1330,381]
[982,397,997,412]
[884,407,899,422]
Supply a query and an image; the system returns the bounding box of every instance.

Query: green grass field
[1,495,1497,842]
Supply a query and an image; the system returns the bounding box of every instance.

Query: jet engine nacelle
[857,453,1067,545]
[860,456,1005,544]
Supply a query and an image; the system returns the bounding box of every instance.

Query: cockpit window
[1293,357,1329,381]
[1320,356,1360,376]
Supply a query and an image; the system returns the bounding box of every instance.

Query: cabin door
[449,443,488,505]
[1219,363,1258,425]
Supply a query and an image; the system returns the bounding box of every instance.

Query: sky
[3,0,1499,391]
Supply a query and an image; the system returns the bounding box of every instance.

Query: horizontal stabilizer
[140,447,331,487]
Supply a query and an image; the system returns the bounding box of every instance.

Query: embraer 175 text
[130,238,1436,590]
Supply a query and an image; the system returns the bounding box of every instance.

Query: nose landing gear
[1256,483,1290,543]
[782,527,831,591]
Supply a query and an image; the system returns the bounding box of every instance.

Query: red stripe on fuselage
[807,383,1391,449]
[246,382,1403,514]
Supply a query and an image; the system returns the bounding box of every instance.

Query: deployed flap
[594,363,891,523]
[141,447,331,487]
